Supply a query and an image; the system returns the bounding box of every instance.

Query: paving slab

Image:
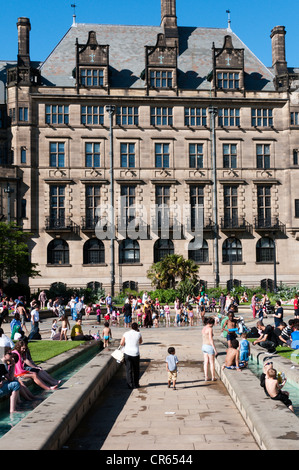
[100,327,260,451]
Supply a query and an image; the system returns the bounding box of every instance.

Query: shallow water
[0,344,100,437]
[248,356,299,416]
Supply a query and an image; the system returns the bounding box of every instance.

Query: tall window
[21,147,27,164]
[256,237,274,263]
[120,185,136,224]
[293,150,299,165]
[0,109,5,128]
[256,144,270,169]
[120,143,135,168]
[252,109,273,127]
[50,142,65,167]
[83,239,105,264]
[46,105,69,125]
[185,107,207,127]
[19,107,28,122]
[119,239,140,264]
[155,143,170,168]
[217,72,240,89]
[50,185,65,224]
[154,239,174,262]
[81,106,104,125]
[223,144,237,168]
[156,185,170,228]
[222,238,242,263]
[189,239,209,263]
[47,239,69,265]
[224,186,238,226]
[80,68,104,86]
[290,112,299,126]
[189,143,203,168]
[86,185,101,227]
[295,199,299,218]
[218,108,240,127]
[85,142,100,167]
[150,70,173,88]
[190,185,204,230]
[257,185,271,227]
[151,107,173,126]
[116,107,139,126]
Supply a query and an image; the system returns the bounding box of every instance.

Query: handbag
[111,346,124,363]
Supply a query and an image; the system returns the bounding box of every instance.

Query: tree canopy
[147,253,199,290]
[0,222,40,285]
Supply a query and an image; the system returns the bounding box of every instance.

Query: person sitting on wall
[70,318,94,341]
[221,339,246,371]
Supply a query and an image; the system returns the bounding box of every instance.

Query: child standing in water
[102,321,112,348]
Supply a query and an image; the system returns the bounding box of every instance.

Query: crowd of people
[1,286,299,415]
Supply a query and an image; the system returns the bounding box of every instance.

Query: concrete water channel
[1,311,299,450]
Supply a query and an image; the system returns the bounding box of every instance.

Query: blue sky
[1,0,298,67]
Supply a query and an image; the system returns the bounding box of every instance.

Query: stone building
[1,0,299,294]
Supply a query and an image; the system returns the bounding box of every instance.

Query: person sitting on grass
[221,339,246,371]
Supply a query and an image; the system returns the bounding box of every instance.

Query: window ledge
[46,264,72,267]
[82,264,107,267]
[222,262,246,265]
[119,263,143,266]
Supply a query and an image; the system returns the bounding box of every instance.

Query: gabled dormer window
[76,31,109,92]
[149,69,173,88]
[80,68,104,87]
[145,33,177,92]
[217,72,240,90]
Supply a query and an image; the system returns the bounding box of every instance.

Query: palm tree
[147,254,199,289]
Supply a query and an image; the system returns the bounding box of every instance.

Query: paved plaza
[1,308,299,451]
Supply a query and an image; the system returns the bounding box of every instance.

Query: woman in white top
[120,322,143,389]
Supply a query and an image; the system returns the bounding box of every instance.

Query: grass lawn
[28,340,85,364]
[248,339,299,364]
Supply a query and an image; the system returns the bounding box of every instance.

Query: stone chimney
[17,17,31,68]
[161,0,178,48]
[270,25,288,76]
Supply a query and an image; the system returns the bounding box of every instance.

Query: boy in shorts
[166,347,179,390]
[266,368,294,412]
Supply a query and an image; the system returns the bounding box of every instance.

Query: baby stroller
[264,300,275,316]
[237,317,251,336]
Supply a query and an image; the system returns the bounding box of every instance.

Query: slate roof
[39,23,276,91]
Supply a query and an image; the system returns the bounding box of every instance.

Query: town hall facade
[1,0,299,294]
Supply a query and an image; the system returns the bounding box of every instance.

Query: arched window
[83,239,105,264]
[119,239,140,264]
[256,237,274,262]
[154,239,174,263]
[222,237,242,263]
[188,239,209,263]
[261,278,274,291]
[122,281,138,291]
[47,239,69,265]
[87,281,103,291]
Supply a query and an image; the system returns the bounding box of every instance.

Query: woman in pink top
[12,345,58,390]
